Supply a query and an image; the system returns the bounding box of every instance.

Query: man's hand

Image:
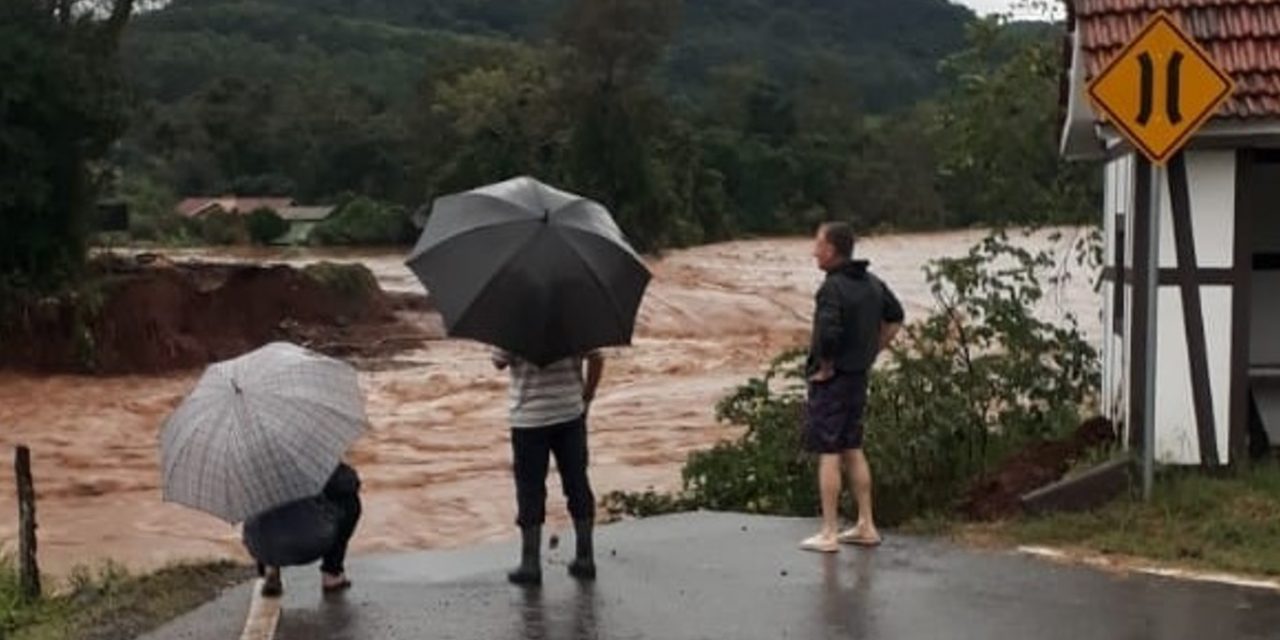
[491,350,511,371]
[878,322,902,353]
[583,351,604,410]
[809,360,835,383]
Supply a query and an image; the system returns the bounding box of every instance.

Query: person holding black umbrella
[493,348,604,585]
[406,176,651,586]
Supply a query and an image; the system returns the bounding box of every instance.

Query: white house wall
[1101,159,1117,421]
[1102,150,1238,465]
[1154,286,1234,463]
[1102,155,1135,441]
[1118,156,1134,439]
[1151,150,1237,465]
[1105,156,1136,432]
[1156,152,1237,269]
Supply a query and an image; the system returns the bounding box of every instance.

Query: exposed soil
[0,254,429,374]
[961,416,1118,521]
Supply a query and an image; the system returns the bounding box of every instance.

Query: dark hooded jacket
[806,260,904,376]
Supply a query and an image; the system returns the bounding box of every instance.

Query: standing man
[493,348,604,585]
[800,222,904,553]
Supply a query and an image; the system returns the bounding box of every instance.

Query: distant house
[175,196,296,219]
[274,205,338,245]
[175,196,337,244]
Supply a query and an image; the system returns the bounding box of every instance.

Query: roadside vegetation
[962,463,1280,577]
[1,558,251,640]
[605,230,1102,525]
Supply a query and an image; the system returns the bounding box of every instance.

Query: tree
[422,47,570,196]
[120,174,184,242]
[932,18,1097,226]
[195,210,245,245]
[1,0,136,293]
[246,207,289,244]
[842,111,946,230]
[310,197,413,246]
[557,0,683,251]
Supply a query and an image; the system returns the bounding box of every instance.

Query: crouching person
[243,461,362,597]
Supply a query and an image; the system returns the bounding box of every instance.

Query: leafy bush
[310,197,414,246]
[120,175,188,243]
[302,261,380,304]
[606,231,1101,524]
[245,207,289,244]
[189,210,246,245]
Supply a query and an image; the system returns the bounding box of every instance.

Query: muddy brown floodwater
[0,229,1099,576]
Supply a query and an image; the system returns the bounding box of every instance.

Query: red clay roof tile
[1069,0,1280,118]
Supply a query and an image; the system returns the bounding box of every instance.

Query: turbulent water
[0,228,1099,575]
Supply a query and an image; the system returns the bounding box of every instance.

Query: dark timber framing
[1230,148,1254,463]
[1168,152,1220,467]
[1101,267,1234,285]
[1107,150,1272,465]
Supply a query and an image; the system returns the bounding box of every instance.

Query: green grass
[1,557,252,640]
[963,462,1280,577]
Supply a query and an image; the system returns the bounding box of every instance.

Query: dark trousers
[512,415,595,528]
[252,493,360,577]
[321,492,361,575]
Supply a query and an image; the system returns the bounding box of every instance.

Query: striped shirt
[493,349,596,429]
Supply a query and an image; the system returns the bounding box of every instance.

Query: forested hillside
[113,0,1093,249]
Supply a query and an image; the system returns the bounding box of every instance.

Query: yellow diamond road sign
[1087,11,1234,165]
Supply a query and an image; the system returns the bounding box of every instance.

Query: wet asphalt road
[141,512,1280,640]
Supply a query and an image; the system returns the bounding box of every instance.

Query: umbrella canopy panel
[159,342,366,523]
[407,177,650,365]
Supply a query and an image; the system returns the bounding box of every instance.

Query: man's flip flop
[837,529,882,547]
[322,578,352,594]
[799,534,839,553]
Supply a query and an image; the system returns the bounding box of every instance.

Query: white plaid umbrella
[159,342,366,523]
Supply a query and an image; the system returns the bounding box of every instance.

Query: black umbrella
[405,176,651,366]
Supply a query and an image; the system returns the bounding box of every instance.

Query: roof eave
[1060,26,1109,162]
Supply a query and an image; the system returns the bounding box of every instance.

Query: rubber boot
[507,525,542,586]
[567,519,596,581]
[261,566,283,598]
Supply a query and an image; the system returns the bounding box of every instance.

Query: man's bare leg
[840,449,880,545]
[801,453,842,552]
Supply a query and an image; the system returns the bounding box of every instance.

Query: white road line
[239,579,281,640]
[1017,545,1280,591]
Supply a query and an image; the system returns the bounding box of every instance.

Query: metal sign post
[1142,162,1161,500]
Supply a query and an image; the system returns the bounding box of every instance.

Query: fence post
[15,445,40,602]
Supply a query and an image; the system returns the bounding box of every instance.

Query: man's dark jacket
[806,260,904,376]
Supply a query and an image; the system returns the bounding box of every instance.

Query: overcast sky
[958,0,1013,15]
[954,0,1063,19]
